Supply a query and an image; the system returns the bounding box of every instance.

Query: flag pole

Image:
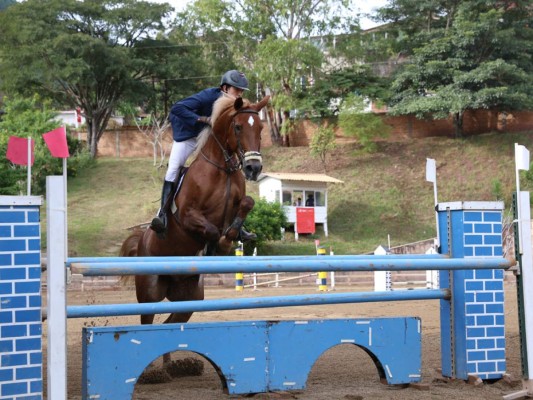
[27,137,31,195]
[63,126,68,259]
[426,158,439,248]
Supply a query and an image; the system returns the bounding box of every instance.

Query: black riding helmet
[220,70,249,90]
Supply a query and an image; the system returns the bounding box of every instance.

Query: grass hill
[59,131,533,257]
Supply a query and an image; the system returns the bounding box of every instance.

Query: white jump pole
[46,176,67,400]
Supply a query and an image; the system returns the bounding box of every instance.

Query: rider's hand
[198,116,212,126]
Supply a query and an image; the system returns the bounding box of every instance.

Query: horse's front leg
[181,208,221,243]
[218,196,255,254]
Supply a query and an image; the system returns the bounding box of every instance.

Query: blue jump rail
[66,288,450,318]
[67,255,513,276]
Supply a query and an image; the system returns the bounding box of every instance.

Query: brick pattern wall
[79,109,533,158]
[0,200,42,400]
[463,210,505,379]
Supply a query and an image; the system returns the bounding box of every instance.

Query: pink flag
[6,136,35,166]
[43,126,69,158]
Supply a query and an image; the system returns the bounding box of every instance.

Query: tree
[310,125,336,172]
[385,1,533,137]
[179,0,357,146]
[338,93,391,152]
[0,0,172,157]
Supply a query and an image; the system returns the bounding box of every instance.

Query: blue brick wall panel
[485,281,504,291]
[15,367,41,380]
[29,353,41,365]
[0,240,26,252]
[465,235,483,245]
[14,281,40,294]
[13,225,39,238]
[0,282,12,295]
[476,315,495,325]
[464,211,482,221]
[28,324,41,336]
[15,338,41,352]
[476,361,497,372]
[0,369,13,382]
[466,304,485,315]
[0,204,42,399]
[1,381,28,396]
[14,253,40,266]
[465,281,484,291]
[28,240,40,251]
[474,270,494,280]
[467,351,488,361]
[0,212,25,223]
[485,235,502,245]
[1,353,28,367]
[475,292,495,302]
[466,327,486,338]
[15,310,41,323]
[0,268,27,281]
[474,247,494,256]
[0,311,13,323]
[28,296,41,308]
[0,296,27,310]
[484,212,502,222]
[464,223,473,233]
[464,247,474,256]
[0,340,13,352]
[474,223,493,233]
[477,339,496,349]
[493,224,502,234]
[0,254,11,266]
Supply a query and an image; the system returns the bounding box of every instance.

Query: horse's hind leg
[136,275,168,325]
[161,275,205,364]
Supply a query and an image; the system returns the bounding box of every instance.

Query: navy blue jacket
[169,87,222,142]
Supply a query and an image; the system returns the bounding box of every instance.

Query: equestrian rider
[150,70,256,241]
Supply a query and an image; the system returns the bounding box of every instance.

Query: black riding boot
[150,180,174,234]
[240,226,257,242]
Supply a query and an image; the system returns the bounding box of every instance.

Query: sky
[149,0,388,30]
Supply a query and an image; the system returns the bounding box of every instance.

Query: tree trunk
[452,112,464,138]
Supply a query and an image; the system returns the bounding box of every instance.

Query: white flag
[515,143,530,171]
[426,158,436,183]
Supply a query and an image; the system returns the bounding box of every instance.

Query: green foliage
[0,0,173,157]
[387,2,533,137]
[0,95,92,195]
[338,94,391,152]
[491,179,503,201]
[310,125,336,171]
[243,198,288,254]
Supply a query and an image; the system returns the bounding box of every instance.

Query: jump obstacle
[4,172,533,400]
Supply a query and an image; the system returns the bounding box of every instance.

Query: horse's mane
[190,95,252,162]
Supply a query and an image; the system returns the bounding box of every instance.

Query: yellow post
[317,247,327,291]
[235,243,244,291]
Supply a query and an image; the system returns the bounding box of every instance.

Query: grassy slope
[62,131,533,257]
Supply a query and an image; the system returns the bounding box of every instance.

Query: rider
[150,70,256,241]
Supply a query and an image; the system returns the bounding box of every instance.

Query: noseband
[232,109,263,167]
[202,108,262,174]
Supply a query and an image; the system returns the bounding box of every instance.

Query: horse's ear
[253,95,270,112]
[234,97,244,111]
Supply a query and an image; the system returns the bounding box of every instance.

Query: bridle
[201,108,262,174]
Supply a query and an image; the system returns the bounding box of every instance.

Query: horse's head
[213,95,270,181]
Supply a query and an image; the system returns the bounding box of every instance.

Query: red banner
[296,207,315,234]
[6,136,35,166]
[43,126,70,158]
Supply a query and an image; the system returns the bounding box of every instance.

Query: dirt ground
[43,281,525,400]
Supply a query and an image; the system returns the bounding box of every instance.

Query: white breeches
[165,138,198,182]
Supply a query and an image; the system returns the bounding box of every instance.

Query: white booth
[257,172,343,239]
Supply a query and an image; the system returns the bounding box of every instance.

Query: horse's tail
[118,229,144,287]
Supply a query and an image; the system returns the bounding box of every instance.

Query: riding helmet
[220,70,249,90]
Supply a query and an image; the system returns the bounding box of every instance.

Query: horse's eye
[234,124,242,134]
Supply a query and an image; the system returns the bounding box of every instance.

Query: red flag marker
[6,136,34,166]
[43,126,70,158]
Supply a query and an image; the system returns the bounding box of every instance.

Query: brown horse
[120,95,270,332]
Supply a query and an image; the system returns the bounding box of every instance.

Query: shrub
[243,198,289,254]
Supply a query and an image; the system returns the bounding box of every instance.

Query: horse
[119,94,270,336]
